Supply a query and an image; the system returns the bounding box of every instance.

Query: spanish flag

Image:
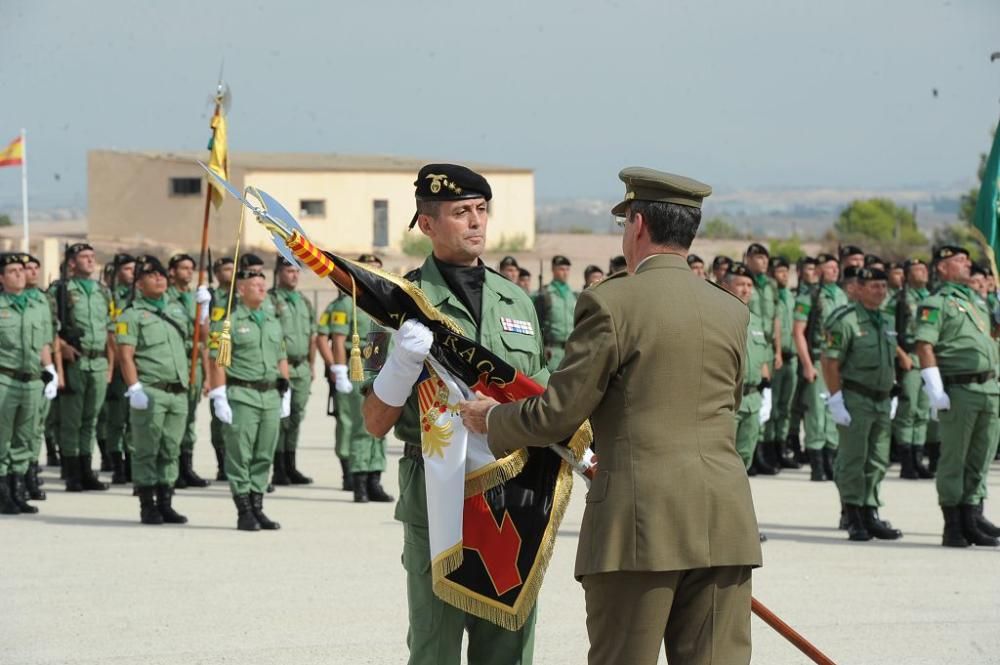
[0,136,23,168]
[206,112,228,208]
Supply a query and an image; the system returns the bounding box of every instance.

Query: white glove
[372,319,433,407]
[890,397,898,419]
[42,363,58,400]
[331,364,353,394]
[280,388,292,418]
[826,390,852,426]
[920,367,951,411]
[196,285,212,324]
[126,382,149,410]
[209,385,233,424]
[759,387,772,426]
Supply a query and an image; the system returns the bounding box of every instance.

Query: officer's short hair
[627,201,701,250]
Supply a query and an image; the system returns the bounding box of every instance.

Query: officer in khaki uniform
[0,254,58,514]
[208,267,291,531]
[822,267,903,542]
[363,164,546,665]
[116,257,191,525]
[535,255,577,372]
[914,246,1000,548]
[269,256,316,486]
[207,256,234,480]
[462,167,762,665]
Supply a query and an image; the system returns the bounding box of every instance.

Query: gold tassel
[215,320,233,368]
[349,274,364,382]
[215,194,248,370]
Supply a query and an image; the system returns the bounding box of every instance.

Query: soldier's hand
[331,364,353,394]
[826,391,851,426]
[802,364,817,383]
[920,367,951,411]
[898,353,913,372]
[458,391,500,434]
[280,389,292,418]
[774,353,783,371]
[61,345,80,363]
[126,382,150,410]
[759,388,773,425]
[43,364,58,400]
[373,320,433,407]
[208,386,234,424]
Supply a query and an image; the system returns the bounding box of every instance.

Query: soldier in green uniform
[535,254,576,372]
[744,243,781,474]
[317,254,393,503]
[166,253,212,488]
[269,256,317,486]
[48,243,114,492]
[685,254,705,279]
[100,253,135,483]
[710,255,732,284]
[766,255,800,468]
[0,254,58,514]
[792,253,848,481]
[208,267,291,531]
[914,246,1000,548]
[840,245,865,272]
[822,267,903,541]
[885,258,933,480]
[115,257,191,525]
[886,261,904,304]
[208,256,234,481]
[787,256,819,464]
[23,253,58,500]
[363,164,545,665]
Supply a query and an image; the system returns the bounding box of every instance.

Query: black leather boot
[821,447,836,481]
[974,501,1000,538]
[64,456,83,492]
[138,486,164,525]
[926,441,941,474]
[79,454,108,491]
[845,505,872,541]
[913,445,934,479]
[838,503,849,530]
[45,437,60,467]
[862,506,901,540]
[778,438,801,469]
[271,450,290,486]
[960,504,999,547]
[286,450,313,485]
[353,472,369,503]
[178,451,209,488]
[249,492,280,529]
[367,472,394,503]
[807,449,825,481]
[156,484,188,524]
[340,458,353,491]
[173,458,188,489]
[10,474,38,514]
[124,451,132,483]
[752,443,779,475]
[899,444,918,479]
[98,438,111,471]
[214,444,228,481]
[233,494,259,531]
[26,462,46,500]
[941,505,968,547]
[111,452,128,485]
[0,475,20,514]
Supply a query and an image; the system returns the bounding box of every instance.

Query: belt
[781,350,795,362]
[81,349,105,360]
[227,377,277,392]
[149,381,186,394]
[0,367,38,382]
[742,384,759,396]
[403,442,424,466]
[943,371,996,386]
[842,379,891,402]
[287,355,307,367]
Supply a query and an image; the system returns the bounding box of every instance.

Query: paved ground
[3,377,1000,664]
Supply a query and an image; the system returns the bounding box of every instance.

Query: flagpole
[20,128,28,251]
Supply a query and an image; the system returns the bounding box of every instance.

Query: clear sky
[1,0,998,210]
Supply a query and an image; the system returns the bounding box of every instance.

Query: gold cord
[215,195,248,368]
[349,273,364,382]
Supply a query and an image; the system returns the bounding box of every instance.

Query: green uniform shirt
[25,286,55,341]
[319,293,373,350]
[793,283,848,357]
[166,285,197,352]
[46,278,112,367]
[536,280,577,345]
[881,285,929,370]
[269,288,316,361]
[914,282,1000,395]
[776,286,794,353]
[749,274,778,344]
[744,311,769,388]
[115,297,190,387]
[0,291,52,378]
[209,302,286,406]
[823,301,896,393]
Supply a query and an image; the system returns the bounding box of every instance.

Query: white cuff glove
[280,388,292,418]
[890,397,898,419]
[920,367,951,411]
[126,382,149,410]
[209,385,233,424]
[826,390,852,426]
[758,387,772,425]
[372,319,433,407]
[331,364,353,394]
[196,285,212,324]
[43,363,58,400]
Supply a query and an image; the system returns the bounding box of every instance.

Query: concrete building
[87,150,536,255]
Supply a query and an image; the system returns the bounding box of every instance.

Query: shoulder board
[705,278,745,304]
[590,270,628,290]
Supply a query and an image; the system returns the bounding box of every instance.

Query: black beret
[857,267,887,282]
[932,245,969,262]
[518,267,531,279]
[745,243,769,257]
[357,253,382,265]
[970,262,987,277]
[236,269,266,280]
[839,245,864,258]
[608,255,627,273]
[113,253,136,267]
[903,258,926,271]
[841,266,863,280]
[886,261,902,271]
[275,255,297,269]
[169,253,195,269]
[23,253,39,266]
[239,253,264,269]
[711,255,732,269]
[0,253,25,268]
[212,256,234,271]
[135,255,167,278]
[409,163,492,229]
[552,255,571,267]
[686,254,704,267]
[863,254,883,267]
[799,256,819,266]
[769,256,790,270]
[66,242,94,259]
[816,253,837,264]
[727,262,753,278]
[584,264,604,279]
[498,256,519,270]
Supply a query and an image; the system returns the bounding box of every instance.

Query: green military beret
[610,166,711,216]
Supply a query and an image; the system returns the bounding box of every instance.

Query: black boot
[807,450,825,481]
[79,454,108,491]
[752,443,779,475]
[178,451,210,488]
[59,454,67,479]
[367,472,394,502]
[286,451,313,485]
[960,504,999,547]
[913,445,934,479]
[778,438,801,469]
[271,450,290,486]
[173,459,189,489]
[214,444,228,481]
[899,444,918,479]
[233,494,259,531]
[10,474,38,514]
[974,501,1000,538]
[844,505,872,541]
[0,475,20,514]
[862,506,902,540]
[926,441,941,474]
[941,505,969,547]
[111,452,128,485]
[123,451,132,483]
[98,438,111,471]
[26,462,46,500]
[353,472,369,503]
[45,437,60,467]
[138,486,164,525]
[821,447,836,481]
[340,458,353,491]
[249,492,280,529]
[64,456,83,492]
[838,504,849,530]
[156,484,188,524]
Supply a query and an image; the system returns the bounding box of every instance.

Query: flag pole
[20,128,28,251]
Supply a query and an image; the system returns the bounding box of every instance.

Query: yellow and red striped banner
[0,136,23,168]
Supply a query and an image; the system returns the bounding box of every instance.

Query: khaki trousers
[582,566,752,665]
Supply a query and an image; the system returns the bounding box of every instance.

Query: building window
[300,199,326,218]
[373,200,389,247]
[170,178,201,196]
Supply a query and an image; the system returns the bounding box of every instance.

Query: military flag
[0,135,24,167]
[973,123,1000,265]
[206,111,229,209]
[1,131,30,249]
